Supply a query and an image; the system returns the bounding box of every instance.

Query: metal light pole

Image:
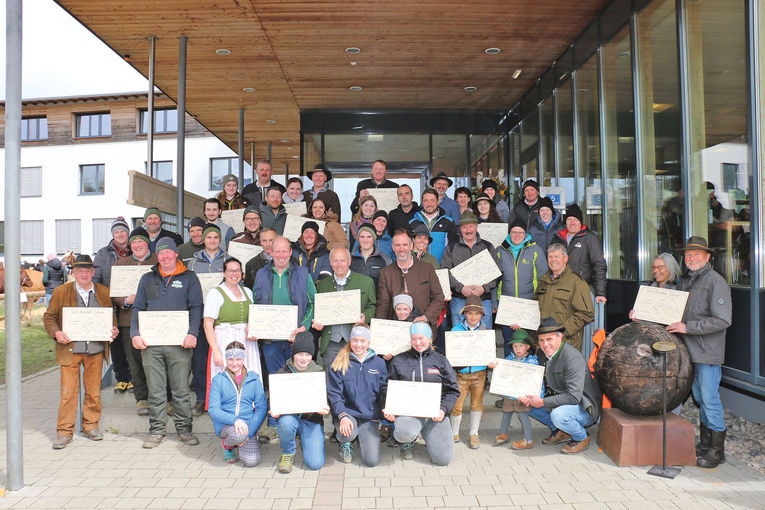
[648,341,681,479]
[176,36,187,230]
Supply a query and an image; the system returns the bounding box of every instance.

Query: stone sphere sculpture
[594,321,693,415]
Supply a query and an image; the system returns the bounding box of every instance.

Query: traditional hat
[538,317,565,334]
[429,172,454,188]
[307,164,333,181]
[457,211,479,227]
[72,254,95,269]
[508,328,532,345]
[459,295,484,315]
[680,235,714,253]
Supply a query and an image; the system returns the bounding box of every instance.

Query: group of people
[41,159,732,471]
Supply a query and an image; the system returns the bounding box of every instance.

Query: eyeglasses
[650,265,666,270]
[510,230,525,235]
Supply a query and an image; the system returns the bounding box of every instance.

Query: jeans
[449,297,493,329]
[191,326,210,404]
[334,416,381,467]
[692,363,725,432]
[262,341,293,427]
[276,415,325,470]
[393,416,454,466]
[528,404,594,442]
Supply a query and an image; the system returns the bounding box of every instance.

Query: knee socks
[469,411,482,436]
[450,414,462,434]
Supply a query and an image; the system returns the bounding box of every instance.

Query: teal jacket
[316,271,376,354]
[495,236,548,300]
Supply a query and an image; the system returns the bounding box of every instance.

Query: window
[145,160,173,184]
[210,157,252,190]
[80,164,105,194]
[20,167,42,197]
[56,220,81,254]
[20,220,43,254]
[139,108,178,134]
[93,218,116,252]
[21,117,47,141]
[75,112,111,138]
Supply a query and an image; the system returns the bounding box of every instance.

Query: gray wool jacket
[675,263,732,365]
[543,342,601,422]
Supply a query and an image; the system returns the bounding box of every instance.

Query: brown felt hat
[680,235,714,253]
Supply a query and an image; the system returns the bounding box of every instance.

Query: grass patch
[0,302,57,384]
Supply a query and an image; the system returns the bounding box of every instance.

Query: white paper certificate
[632,285,690,325]
[489,359,545,399]
[248,304,298,340]
[196,273,224,303]
[109,265,152,297]
[449,249,502,286]
[138,311,189,346]
[435,269,452,300]
[366,188,399,212]
[62,307,113,342]
[445,330,497,366]
[227,242,263,273]
[384,380,441,418]
[494,295,541,331]
[369,318,412,355]
[282,215,326,242]
[220,209,244,235]
[268,372,328,415]
[313,288,361,326]
[283,202,307,217]
[477,223,508,248]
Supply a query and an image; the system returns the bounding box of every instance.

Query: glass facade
[575,54,602,234]
[555,80,575,205]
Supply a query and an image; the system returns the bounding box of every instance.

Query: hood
[47,259,62,270]
[318,210,340,223]
[556,224,588,240]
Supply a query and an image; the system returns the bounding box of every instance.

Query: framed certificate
[220,209,244,235]
[445,330,496,366]
[488,359,545,400]
[632,286,690,325]
[283,215,326,242]
[196,273,224,303]
[62,307,113,342]
[449,249,502,286]
[494,295,541,331]
[109,265,152,297]
[268,372,328,415]
[369,318,412,356]
[384,380,441,418]
[138,311,189,346]
[313,288,361,326]
[248,304,298,340]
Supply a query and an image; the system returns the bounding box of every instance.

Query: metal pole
[5,0,24,491]
[238,108,245,187]
[250,142,255,181]
[661,352,667,470]
[267,142,272,162]
[176,36,187,231]
[147,36,156,175]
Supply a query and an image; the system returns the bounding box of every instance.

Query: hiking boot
[178,432,199,446]
[278,453,295,473]
[258,425,278,444]
[696,423,712,457]
[142,434,165,449]
[469,434,480,449]
[126,382,135,393]
[494,434,509,446]
[114,381,129,393]
[400,442,414,460]
[222,442,237,463]
[167,402,174,416]
[191,401,205,416]
[379,424,393,442]
[697,430,726,468]
[561,435,590,454]
[542,429,571,445]
[136,400,149,416]
[511,439,534,450]
[52,434,72,449]
[339,442,354,463]
[83,428,104,441]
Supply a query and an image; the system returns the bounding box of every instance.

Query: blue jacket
[439,196,461,223]
[187,248,227,273]
[253,260,314,331]
[451,319,490,373]
[410,208,457,264]
[375,231,394,260]
[208,369,267,436]
[327,350,388,422]
[528,209,563,252]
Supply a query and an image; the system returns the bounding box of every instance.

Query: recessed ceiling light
[349,86,363,91]
[464,86,478,93]
[266,119,277,124]
[242,87,255,93]
[350,62,358,66]
[215,48,231,55]
[512,69,522,79]
[280,139,290,143]
[291,155,299,159]
[345,47,361,54]
[485,48,501,55]
[352,125,364,130]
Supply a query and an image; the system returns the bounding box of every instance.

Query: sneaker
[114,381,129,393]
[469,434,480,449]
[83,428,104,441]
[167,402,174,416]
[142,434,165,449]
[278,453,295,473]
[495,398,504,409]
[339,442,354,463]
[542,429,571,445]
[495,434,509,446]
[191,401,205,416]
[178,432,199,446]
[222,442,237,463]
[379,424,393,442]
[52,434,73,449]
[258,425,278,444]
[400,442,414,460]
[126,382,135,393]
[136,400,149,416]
[561,435,590,454]
[511,439,534,450]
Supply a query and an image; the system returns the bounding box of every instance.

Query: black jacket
[509,199,541,231]
[388,347,460,415]
[350,246,391,287]
[148,228,184,254]
[350,178,399,215]
[550,226,607,297]
[242,179,287,207]
[44,259,66,291]
[388,202,419,235]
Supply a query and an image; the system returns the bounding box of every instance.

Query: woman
[208,341,267,467]
[481,179,510,222]
[650,253,682,289]
[350,225,391,286]
[304,197,348,250]
[203,257,261,386]
[455,187,473,218]
[215,174,249,210]
[349,195,377,248]
[370,211,394,259]
[327,324,388,466]
[472,193,503,223]
[528,196,562,252]
[384,321,460,466]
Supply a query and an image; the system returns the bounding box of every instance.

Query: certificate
[138,311,189,346]
[632,285,690,325]
[435,269,452,300]
[369,318,412,355]
[282,215,326,242]
[449,249,502,286]
[384,380,441,418]
[367,188,399,212]
[477,223,508,248]
[62,307,113,342]
[220,209,244,235]
[313,288,361,326]
[195,273,224,303]
[268,372,327,415]
[489,359,545,399]
[248,304,298,340]
[283,202,307,217]
[445,330,497,366]
[109,265,152,297]
[227,242,263,273]
[494,295,541,330]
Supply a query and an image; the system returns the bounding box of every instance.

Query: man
[303,164,341,218]
[44,254,118,449]
[430,172,460,221]
[203,198,235,249]
[93,216,132,393]
[178,217,206,263]
[441,211,499,328]
[292,221,332,283]
[252,236,316,442]
[215,173,249,210]
[376,229,444,325]
[410,188,458,264]
[534,243,594,350]
[131,237,203,448]
[144,207,183,253]
[242,159,286,206]
[260,186,288,235]
[112,227,157,417]
[244,228,277,289]
[388,184,419,235]
[350,159,399,215]
[230,205,262,246]
[520,317,601,454]
[410,221,440,269]
[314,247,376,367]
[282,177,306,204]
[509,179,542,229]
[668,236,732,468]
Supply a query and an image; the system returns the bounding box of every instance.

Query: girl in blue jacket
[208,341,268,467]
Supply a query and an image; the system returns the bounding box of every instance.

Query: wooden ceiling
[55,0,610,171]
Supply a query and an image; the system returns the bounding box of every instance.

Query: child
[449,295,496,449]
[495,328,543,450]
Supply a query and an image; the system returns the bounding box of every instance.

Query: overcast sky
[0,0,148,100]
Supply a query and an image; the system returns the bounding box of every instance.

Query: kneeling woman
[208,341,267,467]
[383,321,460,466]
[327,324,388,466]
